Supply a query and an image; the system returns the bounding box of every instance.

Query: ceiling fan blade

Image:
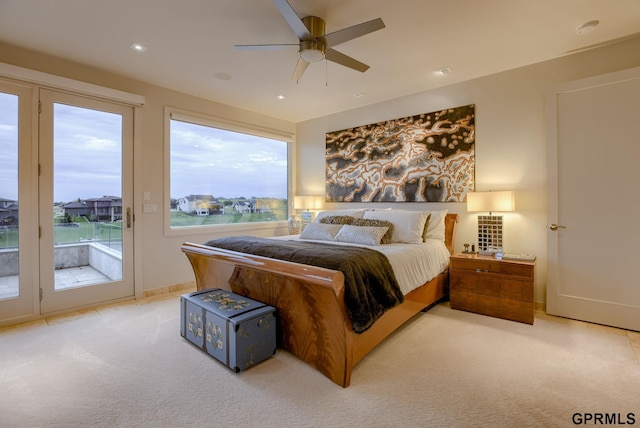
[325,48,369,73]
[291,57,310,80]
[272,0,311,40]
[234,43,298,50]
[324,18,385,48]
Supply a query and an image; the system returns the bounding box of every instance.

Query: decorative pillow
[319,215,355,225]
[362,209,429,244]
[299,223,342,241]
[315,209,365,222]
[351,218,394,244]
[424,210,448,241]
[334,225,389,246]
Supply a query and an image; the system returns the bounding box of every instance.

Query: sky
[0,92,19,200]
[170,119,288,200]
[0,93,288,203]
[53,103,123,202]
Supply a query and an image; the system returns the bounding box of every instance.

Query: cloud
[51,105,123,201]
[0,95,19,200]
[169,120,287,199]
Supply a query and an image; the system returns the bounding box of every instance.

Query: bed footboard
[181,242,355,387]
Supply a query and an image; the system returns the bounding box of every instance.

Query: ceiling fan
[234,0,385,80]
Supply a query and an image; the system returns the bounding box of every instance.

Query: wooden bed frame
[181,213,459,387]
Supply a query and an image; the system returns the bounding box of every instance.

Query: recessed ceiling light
[576,20,599,35]
[276,95,287,100]
[129,42,147,52]
[437,67,452,76]
[352,92,365,98]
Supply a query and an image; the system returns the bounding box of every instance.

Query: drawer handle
[475,269,489,273]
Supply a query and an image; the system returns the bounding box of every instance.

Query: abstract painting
[325,104,475,202]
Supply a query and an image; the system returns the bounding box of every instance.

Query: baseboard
[535,301,546,312]
[143,281,196,299]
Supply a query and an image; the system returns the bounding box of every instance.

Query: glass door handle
[127,207,132,229]
[549,224,566,231]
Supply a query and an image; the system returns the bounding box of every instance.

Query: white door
[38,89,134,314]
[546,67,640,331]
[0,80,38,325]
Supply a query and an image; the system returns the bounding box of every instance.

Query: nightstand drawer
[450,291,534,324]
[450,258,533,278]
[451,271,533,302]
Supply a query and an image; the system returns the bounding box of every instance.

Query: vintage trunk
[180,288,276,372]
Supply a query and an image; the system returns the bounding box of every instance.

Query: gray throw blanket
[204,236,404,333]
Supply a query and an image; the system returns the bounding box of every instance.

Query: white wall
[295,36,640,305]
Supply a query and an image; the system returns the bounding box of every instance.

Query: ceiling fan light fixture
[299,40,325,62]
[300,49,325,62]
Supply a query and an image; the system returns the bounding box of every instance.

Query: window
[167,110,290,230]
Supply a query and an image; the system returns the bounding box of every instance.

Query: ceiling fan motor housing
[302,16,325,38]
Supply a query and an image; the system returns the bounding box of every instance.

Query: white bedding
[269,235,451,295]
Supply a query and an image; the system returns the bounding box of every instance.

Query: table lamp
[293,195,324,225]
[466,190,514,254]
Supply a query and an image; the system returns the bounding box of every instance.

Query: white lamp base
[301,210,313,224]
[477,215,503,254]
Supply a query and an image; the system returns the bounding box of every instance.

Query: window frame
[163,107,294,237]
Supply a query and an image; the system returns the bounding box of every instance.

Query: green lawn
[170,209,288,227]
[0,222,122,249]
[54,222,122,244]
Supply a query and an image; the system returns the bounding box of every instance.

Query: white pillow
[315,209,365,222]
[334,225,389,246]
[299,223,342,241]
[424,210,448,241]
[362,209,429,244]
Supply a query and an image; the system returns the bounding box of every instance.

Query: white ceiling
[1,0,639,122]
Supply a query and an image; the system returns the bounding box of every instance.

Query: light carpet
[1,292,638,428]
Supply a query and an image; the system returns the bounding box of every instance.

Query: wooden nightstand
[449,253,535,324]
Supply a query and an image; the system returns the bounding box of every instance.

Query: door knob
[549,224,566,231]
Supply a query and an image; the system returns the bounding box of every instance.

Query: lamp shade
[466,191,514,213]
[293,195,324,210]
